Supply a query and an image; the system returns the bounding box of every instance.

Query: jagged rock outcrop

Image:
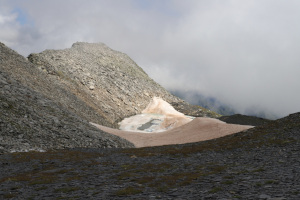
[0,42,134,154]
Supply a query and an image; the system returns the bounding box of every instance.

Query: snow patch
[119,97,193,133]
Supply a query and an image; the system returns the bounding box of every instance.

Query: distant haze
[1,0,300,118]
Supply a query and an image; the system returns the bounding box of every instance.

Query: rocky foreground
[1,113,299,199]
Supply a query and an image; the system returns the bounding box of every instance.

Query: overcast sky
[1,0,300,118]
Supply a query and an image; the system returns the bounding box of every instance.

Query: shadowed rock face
[28,42,182,127]
[0,42,134,154]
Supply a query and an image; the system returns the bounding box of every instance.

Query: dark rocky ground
[1,113,299,199]
[218,114,271,126]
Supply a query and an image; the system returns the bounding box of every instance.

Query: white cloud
[1,0,300,118]
[0,10,20,47]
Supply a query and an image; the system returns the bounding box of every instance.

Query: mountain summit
[28,42,182,127]
[28,42,220,127]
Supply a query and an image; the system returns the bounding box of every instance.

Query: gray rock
[259,194,271,199]
[28,42,183,126]
[0,41,134,153]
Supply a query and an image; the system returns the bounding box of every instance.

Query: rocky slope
[27,42,181,126]
[171,102,221,118]
[0,42,134,154]
[28,42,220,126]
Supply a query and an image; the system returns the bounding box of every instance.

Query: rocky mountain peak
[28,42,182,126]
[0,42,134,153]
[0,41,220,153]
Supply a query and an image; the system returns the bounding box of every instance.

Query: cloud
[0,8,20,47]
[1,0,300,118]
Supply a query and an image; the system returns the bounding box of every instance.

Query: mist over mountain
[1,0,300,121]
[171,89,279,120]
[1,1,300,198]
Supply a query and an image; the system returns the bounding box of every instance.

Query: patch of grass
[156,185,169,192]
[255,182,262,187]
[252,167,265,173]
[101,161,116,166]
[56,70,65,78]
[184,163,191,168]
[135,176,155,184]
[86,160,101,167]
[56,169,73,174]
[117,172,135,180]
[11,150,103,163]
[223,175,234,179]
[139,163,172,173]
[233,195,242,199]
[121,164,137,170]
[3,193,16,199]
[29,171,59,185]
[209,187,222,193]
[1,173,32,183]
[268,138,296,145]
[207,165,227,174]
[35,186,48,191]
[222,180,234,185]
[65,174,83,182]
[93,191,101,195]
[264,180,279,184]
[291,191,299,195]
[115,187,143,196]
[54,187,80,193]
[0,165,63,184]
[55,197,79,200]
[158,171,203,187]
[237,169,250,175]
[29,177,56,185]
